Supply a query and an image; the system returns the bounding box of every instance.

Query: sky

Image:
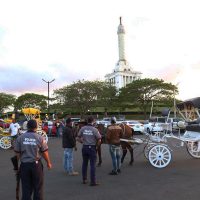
[0,0,200,100]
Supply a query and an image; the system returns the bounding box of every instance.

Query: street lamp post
[174,82,180,119]
[42,78,55,114]
[174,89,177,118]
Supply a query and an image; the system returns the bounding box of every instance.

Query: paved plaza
[1,137,200,200]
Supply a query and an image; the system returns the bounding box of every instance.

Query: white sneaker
[69,171,79,176]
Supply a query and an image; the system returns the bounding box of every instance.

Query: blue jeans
[56,128,60,137]
[48,128,52,136]
[63,148,74,173]
[109,145,121,172]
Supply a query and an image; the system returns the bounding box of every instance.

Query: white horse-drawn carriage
[121,97,200,168]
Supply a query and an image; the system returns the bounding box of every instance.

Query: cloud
[154,65,182,83]
[0,64,93,95]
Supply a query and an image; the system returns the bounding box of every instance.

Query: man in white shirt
[9,119,20,148]
[9,119,20,137]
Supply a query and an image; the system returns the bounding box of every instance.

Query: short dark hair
[27,119,38,130]
[87,116,94,124]
[111,117,116,124]
[66,118,72,124]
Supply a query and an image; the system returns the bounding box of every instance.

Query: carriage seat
[187,118,200,125]
[186,124,200,132]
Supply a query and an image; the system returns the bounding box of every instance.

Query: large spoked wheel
[144,143,155,160]
[41,131,48,143]
[37,130,48,143]
[0,136,12,149]
[187,141,200,158]
[148,144,172,168]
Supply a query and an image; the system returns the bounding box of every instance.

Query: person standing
[77,116,101,186]
[9,119,21,147]
[14,119,52,200]
[106,117,123,175]
[55,119,60,137]
[47,120,53,137]
[59,118,66,136]
[62,118,79,176]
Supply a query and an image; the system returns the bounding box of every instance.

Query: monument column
[117,17,126,62]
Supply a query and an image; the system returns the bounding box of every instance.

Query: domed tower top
[117,17,125,34]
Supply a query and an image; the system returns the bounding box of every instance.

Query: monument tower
[105,17,142,89]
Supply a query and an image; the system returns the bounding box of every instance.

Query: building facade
[105,17,142,89]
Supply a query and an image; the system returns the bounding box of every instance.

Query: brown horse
[119,123,134,165]
[73,121,105,166]
[95,123,106,166]
[74,121,134,166]
[96,123,134,166]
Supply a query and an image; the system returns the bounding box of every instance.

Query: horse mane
[119,123,133,139]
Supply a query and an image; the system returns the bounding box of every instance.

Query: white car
[143,121,164,133]
[97,118,111,127]
[123,120,144,134]
[166,118,186,131]
[143,117,166,134]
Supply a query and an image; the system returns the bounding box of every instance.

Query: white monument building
[105,17,142,89]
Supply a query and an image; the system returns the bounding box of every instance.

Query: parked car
[143,117,165,133]
[143,116,185,134]
[0,120,10,129]
[97,117,111,127]
[166,118,186,131]
[71,117,81,127]
[123,120,144,134]
[42,121,57,136]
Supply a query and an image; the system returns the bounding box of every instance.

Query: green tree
[0,92,16,113]
[53,80,117,115]
[14,93,47,111]
[118,78,178,118]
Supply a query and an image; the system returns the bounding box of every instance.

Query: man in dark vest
[62,117,79,175]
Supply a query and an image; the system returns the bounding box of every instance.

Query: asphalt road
[1,136,200,200]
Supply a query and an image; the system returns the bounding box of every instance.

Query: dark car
[0,120,10,129]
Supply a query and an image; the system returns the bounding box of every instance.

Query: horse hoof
[97,163,102,167]
[129,161,134,165]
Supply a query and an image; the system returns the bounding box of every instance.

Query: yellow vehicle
[21,108,48,143]
[0,127,12,149]
[0,108,48,150]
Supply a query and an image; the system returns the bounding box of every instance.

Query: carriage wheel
[187,141,200,158]
[144,143,155,160]
[41,131,48,143]
[37,130,48,143]
[0,136,12,149]
[148,144,171,168]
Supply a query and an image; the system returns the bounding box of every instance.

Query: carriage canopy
[22,108,41,115]
[176,97,200,121]
[21,108,41,120]
[177,97,200,110]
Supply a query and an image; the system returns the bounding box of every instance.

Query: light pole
[42,78,55,114]
[174,82,180,118]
